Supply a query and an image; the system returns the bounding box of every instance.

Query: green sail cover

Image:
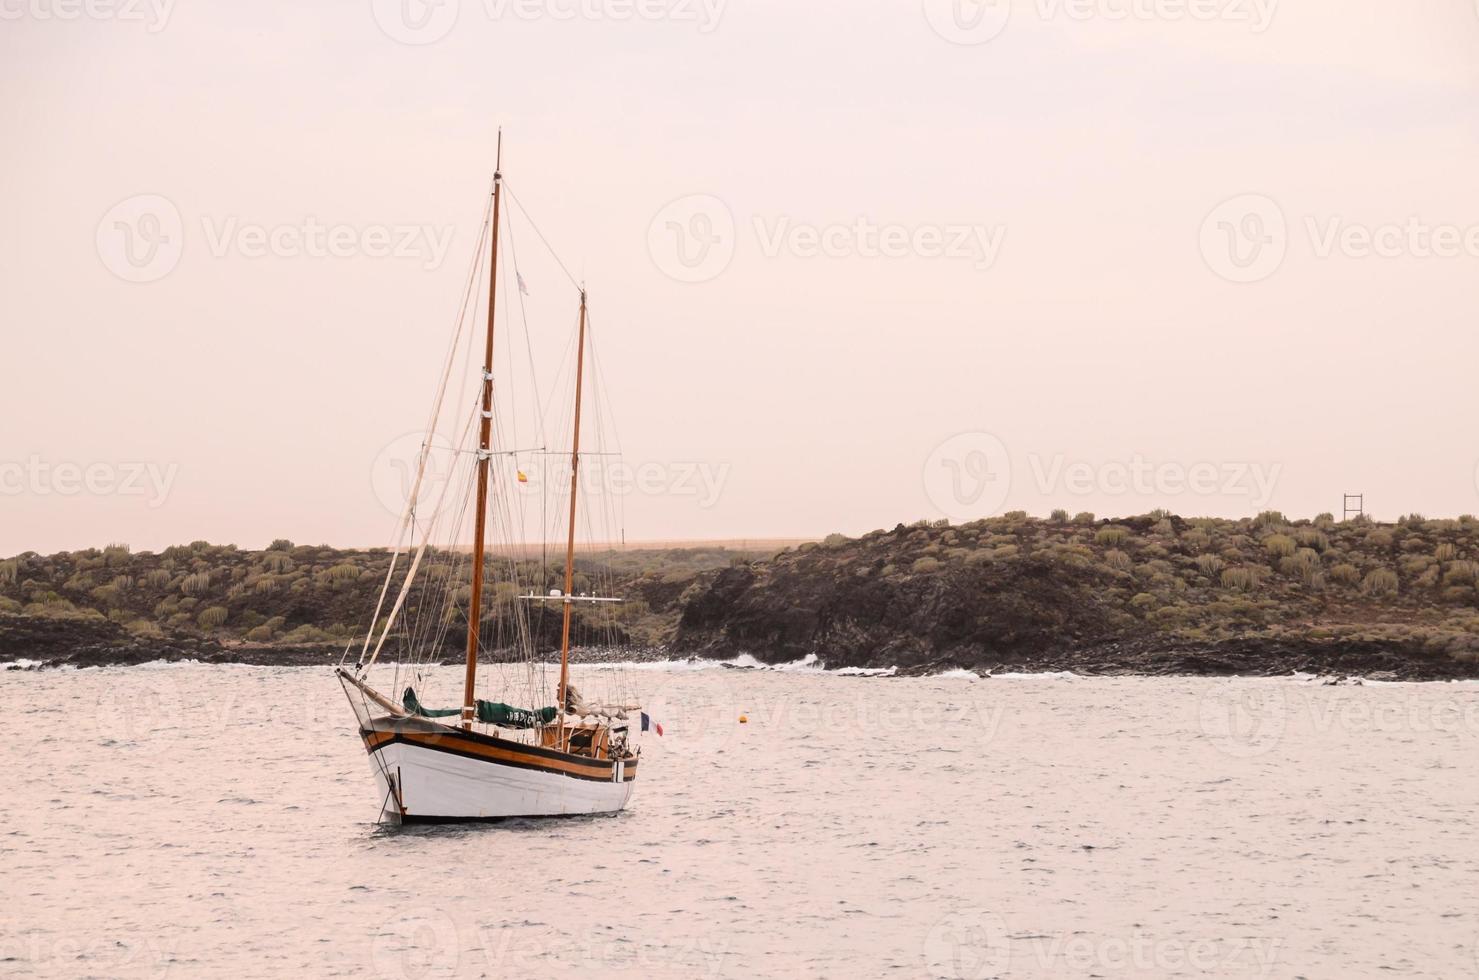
[402,688,557,729]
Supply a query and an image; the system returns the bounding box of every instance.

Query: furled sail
[402,687,556,729]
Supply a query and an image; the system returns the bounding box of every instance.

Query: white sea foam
[989,670,1081,680]
[931,667,981,680]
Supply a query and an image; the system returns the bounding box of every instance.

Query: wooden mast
[462,131,503,729]
[556,289,588,742]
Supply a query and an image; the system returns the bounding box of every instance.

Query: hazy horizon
[5,0,1479,555]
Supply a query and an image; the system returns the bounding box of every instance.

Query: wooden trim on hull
[362,728,638,784]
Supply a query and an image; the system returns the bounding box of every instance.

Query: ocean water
[5,662,1479,978]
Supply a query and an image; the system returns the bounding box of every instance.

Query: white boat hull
[363,726,636,822]
[339,669,638,822]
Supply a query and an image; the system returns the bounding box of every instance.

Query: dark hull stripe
[398,811,627,825]
[363,730,638,784]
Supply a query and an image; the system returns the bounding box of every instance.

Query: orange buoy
[738,714,748,724]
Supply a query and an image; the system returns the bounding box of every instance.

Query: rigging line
[360,196,491,665]
[362,388,483,674]
[498,218,521,462]
[360,211,493,668]
[502,181,582,292]
[583,308,628,558]
[503,202,549,449]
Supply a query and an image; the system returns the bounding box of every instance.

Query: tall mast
[462,131,503,729]
[556,289,588,733]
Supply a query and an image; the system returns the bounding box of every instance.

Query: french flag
[640,712,663,736]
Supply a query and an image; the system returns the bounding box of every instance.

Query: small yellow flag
[516,470,528,483]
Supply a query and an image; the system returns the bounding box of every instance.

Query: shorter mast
[556,289,588,739]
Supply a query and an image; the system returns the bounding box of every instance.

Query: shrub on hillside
[1264,534,1297,558]
[1221,567,1260,591]
[1362,569,1399,596]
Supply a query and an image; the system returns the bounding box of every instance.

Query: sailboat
[336,135,644,822]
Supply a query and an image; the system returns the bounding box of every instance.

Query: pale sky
[3,0,1478,555]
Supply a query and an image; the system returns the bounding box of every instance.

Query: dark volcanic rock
[672,517,1479,681]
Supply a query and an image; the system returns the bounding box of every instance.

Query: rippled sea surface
[6,662,1479,978]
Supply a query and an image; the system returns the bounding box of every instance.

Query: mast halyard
[462,131,504,730]
[556,289,588,744]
